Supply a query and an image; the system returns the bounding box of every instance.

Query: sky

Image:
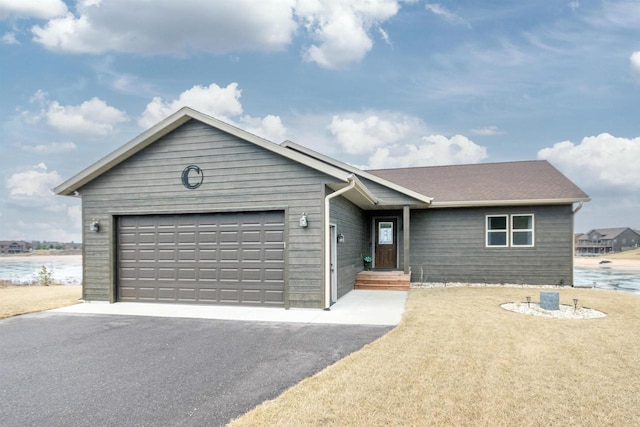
[1,0,639,243]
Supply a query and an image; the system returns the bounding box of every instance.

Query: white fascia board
[281,140,433,205]
[429,197,591,208]
[55,107,351,196]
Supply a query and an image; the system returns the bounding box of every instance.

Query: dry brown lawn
[0,284,82,319]
[230,287,640,426]
[608,248,640,260]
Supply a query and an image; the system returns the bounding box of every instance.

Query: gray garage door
[117,211,285,306]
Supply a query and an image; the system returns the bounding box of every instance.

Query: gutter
[323,175,357,310]
[429,197,591,208]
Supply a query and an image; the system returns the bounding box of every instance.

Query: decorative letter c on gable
[181,165,204,189]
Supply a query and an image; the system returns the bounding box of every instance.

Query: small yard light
[526,296,531,308]
[573,298,579,311]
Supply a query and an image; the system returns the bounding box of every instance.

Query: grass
[607,248,640,260]
[0,283,82,319]
[230,287,640,426]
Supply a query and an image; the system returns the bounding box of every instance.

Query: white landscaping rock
[500,302,606,319]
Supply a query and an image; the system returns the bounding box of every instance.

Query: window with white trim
[511,214,534,247]
[486,214,535,247]
[486,215,508,247]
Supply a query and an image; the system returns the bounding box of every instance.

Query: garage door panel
[265,269,285,281]
[219,288,239,302]
[265,230,284,242]
[177,288,196,300]
[138,287,157,299]
[265,248,284,261]
[117,211,285,306]
[265,290,285,303]
[158,288,176,300]
[178,249,196,261]
[198,288,218,301]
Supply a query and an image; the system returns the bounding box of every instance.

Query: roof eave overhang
[281,140,433,205]
[327,175,379,208]
[55,107,353,196]
[430,197,591,208]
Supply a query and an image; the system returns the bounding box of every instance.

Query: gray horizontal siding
[358,177,422,206]
[79,119,336,308]
[409,205,575,285]
[330,194,367,298]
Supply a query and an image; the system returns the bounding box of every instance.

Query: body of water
[574,266,640,294]
[1,258,638,293]
[0,257,82,285]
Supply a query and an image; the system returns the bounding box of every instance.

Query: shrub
[36,265,54,286]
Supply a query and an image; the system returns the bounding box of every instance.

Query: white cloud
[20,141,77,153]
[367,134,488,169]
[31,0,297,54]
[329,113,425,155]
[29,0,403,68]
[45,97,129,135]
[238,114,287,143]
[1,32,19,44]
[470,126,505,136]
[298,0,400,69]
[21,91,128,135]
[538,133,640,190]
[6,164,61,198]
[568,1,580,11]
[0,0,67,19]
[138,82,288,142]
[425,3,471,28]
[630,51,640,81]
[138,83,243,128]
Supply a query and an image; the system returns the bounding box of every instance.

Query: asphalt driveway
[0,312,391,426]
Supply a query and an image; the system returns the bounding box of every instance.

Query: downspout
[572,201,583,214]
[323,175,357,310]
[571,202,584,284]
[572,202,583,255]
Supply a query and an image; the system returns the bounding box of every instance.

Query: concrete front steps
[355,270,410,291]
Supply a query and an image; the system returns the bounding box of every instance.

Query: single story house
[576,227,640,254]
[55,107,590,309]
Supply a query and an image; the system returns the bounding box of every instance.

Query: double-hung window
[486,214,534,247]
[511,214,534,247]
[486,215,508,247]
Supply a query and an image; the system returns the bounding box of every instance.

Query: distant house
[55,107,589,309]
[576,228,640,254]
[0,241,34,254]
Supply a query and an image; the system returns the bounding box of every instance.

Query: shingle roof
[588,227,638,239]
[367,160,589,206]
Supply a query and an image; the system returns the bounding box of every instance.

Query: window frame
[511,214,535,247]
[486,215,509,247]
[485,214,535,248]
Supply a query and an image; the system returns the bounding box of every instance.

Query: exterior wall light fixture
[337,233,345,243]
[299,213,308,228]
[90,219,100,232]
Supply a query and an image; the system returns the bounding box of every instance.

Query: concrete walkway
[52,289,407,325]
